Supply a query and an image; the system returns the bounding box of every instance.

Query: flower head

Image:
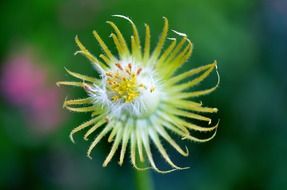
[57,15,220,173]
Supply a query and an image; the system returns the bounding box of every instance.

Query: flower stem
[134,162,154,190]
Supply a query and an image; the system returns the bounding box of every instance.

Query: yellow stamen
[106,64,145,102]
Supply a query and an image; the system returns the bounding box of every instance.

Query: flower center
[106,63,148,103]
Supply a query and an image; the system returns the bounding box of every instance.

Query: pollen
[106,63,145,103]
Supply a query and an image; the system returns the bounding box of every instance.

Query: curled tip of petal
[133,165,152,171]
[167,37,177,41]
[112,14,134,24]
[183,146,189,157]
[175,166,190,171]
[74,50,82,56]
[214,60,218,67]
[215,63,221,84]
[69,134,75,144]
[208,119,212,125]
[216,119,220,127]
[181,136,187,140]
[131,160,152,171]
[184,122,219,142]
[169,162,190,171]
[87,154,93,160]
[152,167,178,174]
[171,29,187,37]
[162,17,168,25]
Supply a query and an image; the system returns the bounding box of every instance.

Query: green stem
[134,162,154,190]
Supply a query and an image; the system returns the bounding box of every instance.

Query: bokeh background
[1,0,287,190]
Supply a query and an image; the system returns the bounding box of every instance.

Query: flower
[1,49,64,135]
[57,15,220,173]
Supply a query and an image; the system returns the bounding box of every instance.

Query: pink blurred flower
[1,50,65,135]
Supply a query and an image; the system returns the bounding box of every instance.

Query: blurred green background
[1,0,287,189]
